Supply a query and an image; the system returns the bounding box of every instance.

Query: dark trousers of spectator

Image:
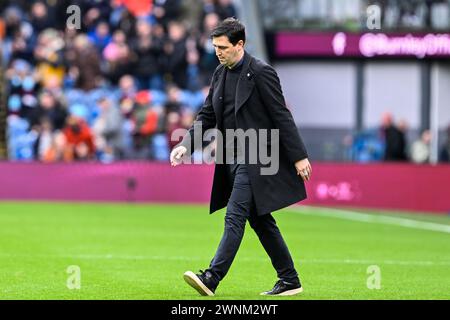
[208,163,299,283]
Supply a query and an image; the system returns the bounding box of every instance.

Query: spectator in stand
[0,16,5,39]
[4,6,35,63]
[152,0,183,28]
[180,108,194,128]
[3,6,24,38]
[34,117,55,161]
[109,0,127,30]
[165,103,195,151]
[397,118,410,158]
[63,115,96,161]
[214,0,237,20]
[1,1,239,162]
[118,74,137,100]
[179,0,204,31]
[116,75,138,158]
[152,22,166,46]
[115,0,152,18]
[39,0,70,31]
[29,1,52,34]
[80,0,112,33]
[186,47,202,92]
[116,75,138,159]
[200,0,236,22]
[380,112,407,162]
[34,29,66,89]
[108,0,136,37]
[102,29,133,85]
[128,90,159,159]
[410,130,431,164]
[166,109,184,150]
[29,90,68,131]
[67,34,102,91]
[6,59,40,119]
[162,21,188,89]
[41,131,72,163]
[164,83,184,113]
[130,17,164,90]
[92,97,124,161]
[163,84,184,149]
[201,0,216,18]
[88,20,112,53]
[439,125,450,162]
[197,12,220,86]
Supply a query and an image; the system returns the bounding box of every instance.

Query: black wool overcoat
[180,51,309,216]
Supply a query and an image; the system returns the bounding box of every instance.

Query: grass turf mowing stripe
[0,202,449,299]
[1,252,449,266]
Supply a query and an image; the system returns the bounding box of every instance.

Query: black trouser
[208,163,299,284]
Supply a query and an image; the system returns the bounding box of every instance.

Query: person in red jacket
[63,115,96,161]
[130,90,159,159]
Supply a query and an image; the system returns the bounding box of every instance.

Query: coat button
[219,96,223,100]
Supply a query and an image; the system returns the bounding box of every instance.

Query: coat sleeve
[255,64,309,163]
[177,74,217,154]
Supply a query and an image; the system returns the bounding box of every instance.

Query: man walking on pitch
[170,18,311,296]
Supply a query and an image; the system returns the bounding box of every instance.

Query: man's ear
[237,40,245,52]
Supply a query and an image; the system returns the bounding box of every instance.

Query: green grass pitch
[0,202,449,300]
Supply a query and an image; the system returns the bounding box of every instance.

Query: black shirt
[222,57,244,161]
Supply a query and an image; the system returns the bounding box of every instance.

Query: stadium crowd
[0,0,237,162]
[2,1,449,165]
[350,112,450,164]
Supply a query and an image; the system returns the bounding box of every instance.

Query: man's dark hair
[211,17,245,45]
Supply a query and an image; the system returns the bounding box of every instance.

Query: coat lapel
[235,52,254,114]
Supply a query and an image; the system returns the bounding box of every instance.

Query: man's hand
[170,146,187,166]
[295,158,312,182]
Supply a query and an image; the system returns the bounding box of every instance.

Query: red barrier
[0,161,449,214]
[302,162,450,214]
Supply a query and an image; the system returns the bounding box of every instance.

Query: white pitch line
[292,206,450,234]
